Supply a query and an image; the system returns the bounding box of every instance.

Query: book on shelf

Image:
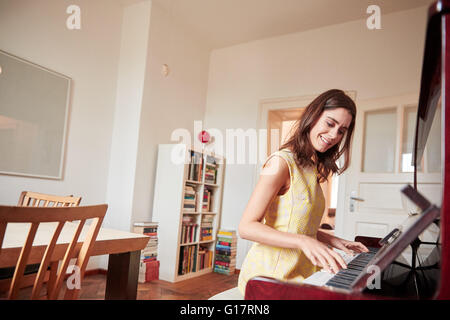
[198,246,213,270]
[202,188,214,211]
[184,185,197,211]
[213,229,237,276]
[178,244,198,275]
[188,151,203,182]
[181,223,198,244]
[200,215,214,241]
[134,221,159,227]
[181,214,198,243]
[134,221,159,283]
[205,156,218,184]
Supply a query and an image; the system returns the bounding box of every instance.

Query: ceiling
[149,0,434,49]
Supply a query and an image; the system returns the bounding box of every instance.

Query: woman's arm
[238,156,347,274]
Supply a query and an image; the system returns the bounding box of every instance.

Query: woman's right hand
[298,235,347,274]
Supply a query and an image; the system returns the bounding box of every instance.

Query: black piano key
[328,275,354,284]
[326,279,352,289]
[327,280,352,289]
[347,264,364,271]
[324,248,379,290]
[333,274,356,282]
[327,282,351,290]
[340,269,361,276]
[351,263,367,268]
[350,260,369,266]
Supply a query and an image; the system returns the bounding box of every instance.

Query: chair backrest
[0,204,107,299]
[18,191,82,207]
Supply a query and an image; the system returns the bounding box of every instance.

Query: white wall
[131,1,210,225]
[105,1,152,232]
[203,6,429,268]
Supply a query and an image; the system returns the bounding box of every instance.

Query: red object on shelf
[145,260,160,281]
[198,130,210,143]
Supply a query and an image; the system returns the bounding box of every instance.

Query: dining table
[0,221,150,299]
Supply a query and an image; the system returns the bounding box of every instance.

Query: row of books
[200,215,214,241]
[183,185,197,212]
[198,246,213,270]
[181,215,198,244]
[188,151,203,182]
[202,188,213,212]
[214,230,237,275]
[133,221,159,283]
[205,156,217,184]
[188,152,219,184]
[178,244,197,275]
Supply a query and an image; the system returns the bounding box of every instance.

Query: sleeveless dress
[238,149,325,296]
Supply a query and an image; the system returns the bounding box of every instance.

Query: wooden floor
[78,271,239,300]
[3,271,239,300]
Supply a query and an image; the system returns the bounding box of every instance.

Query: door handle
[349,193,365,212]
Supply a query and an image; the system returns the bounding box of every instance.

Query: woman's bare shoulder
[261,154,290,180]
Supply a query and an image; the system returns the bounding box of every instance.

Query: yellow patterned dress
[238,149,325,296]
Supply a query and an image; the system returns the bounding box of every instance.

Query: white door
[335,93,442,244]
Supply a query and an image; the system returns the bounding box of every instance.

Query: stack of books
[200,215,214,241]
[178,245,197,275]
[188,151,203,181]
[181,215,198,244]
[183,185,197,212]
[205,156,217,184]
[198,246,213,270]
[214,230,237,275]
[133,222,159,283]
[202,188,213,212]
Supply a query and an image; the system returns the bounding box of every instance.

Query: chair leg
[46,261,58,298]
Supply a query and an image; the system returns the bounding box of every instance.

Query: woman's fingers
[328,249,347,270]
[315,254,332,273]
[348,242,369,253]
[356,242,369,252]
[323,251,340,274]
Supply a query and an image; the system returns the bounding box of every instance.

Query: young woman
[238,89,368,296]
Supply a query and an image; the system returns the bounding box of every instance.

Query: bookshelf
[152,144,225,282]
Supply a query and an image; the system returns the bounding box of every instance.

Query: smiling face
[309,108,353,153]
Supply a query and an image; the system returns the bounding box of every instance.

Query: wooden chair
[0,192,83,292]
[18,191,82,207]
[0,204,107,299]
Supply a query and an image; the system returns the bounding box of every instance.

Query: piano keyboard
[302,247,379,290]
[325,247,379,290]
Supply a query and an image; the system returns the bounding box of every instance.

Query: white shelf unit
[152,144,225,282]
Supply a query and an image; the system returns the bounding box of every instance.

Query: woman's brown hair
[280,89,356,183]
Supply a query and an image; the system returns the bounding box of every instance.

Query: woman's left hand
[330,238,369,255]
[317,230,369,256]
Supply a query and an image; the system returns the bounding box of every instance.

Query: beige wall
[203,6,429,268]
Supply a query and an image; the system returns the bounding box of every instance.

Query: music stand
[351,185,440,296]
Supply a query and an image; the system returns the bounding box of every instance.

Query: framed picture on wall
[0,50,71,179]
